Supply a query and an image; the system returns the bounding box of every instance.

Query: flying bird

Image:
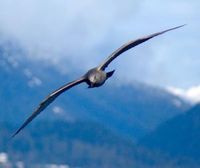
[12,24,185,138]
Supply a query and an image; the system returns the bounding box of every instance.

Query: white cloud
[0,153,8,163]
[1,53,19,69]
[52,106,64,115]
[23,68,43,87]
[0,0,140,72]
[0,0,199,88]
[45,164,70,168]
[24,68,33,78]
[16,161,24,168]
[167,85,200,104]
[52,106,75,123]
[28,76,42,87]
[6,56,19,68]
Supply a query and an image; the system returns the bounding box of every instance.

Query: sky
[0,0,200,102]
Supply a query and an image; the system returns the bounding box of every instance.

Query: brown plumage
[12,24,185,138]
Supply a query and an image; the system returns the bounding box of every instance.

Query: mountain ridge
[139,103,200,164]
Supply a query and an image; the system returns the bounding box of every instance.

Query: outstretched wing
[11,76,86,138]
[98,24,185,70]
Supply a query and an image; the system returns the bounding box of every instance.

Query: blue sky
[0,0,199,98]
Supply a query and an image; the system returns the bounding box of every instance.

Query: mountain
[0,41,190,142]
[0,120,190,168]
[140,104,200,166]
[1,120,138,167]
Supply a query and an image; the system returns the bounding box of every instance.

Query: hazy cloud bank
[167,85,200,103]
[0,0,199,88]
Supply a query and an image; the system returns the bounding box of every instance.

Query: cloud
[52,105,75,122]
[0,0,199,88]
[52,106,64,115]
[167,85,200,104]
[0,0,140,70]
[23,68,42,87]
[0,152,8,163]
[27,76,42,88]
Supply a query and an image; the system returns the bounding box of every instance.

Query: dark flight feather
[11,77,86,138]
[98,24,185,70]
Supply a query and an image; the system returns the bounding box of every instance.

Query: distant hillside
[140,104,200,166]
[0,120,174,168]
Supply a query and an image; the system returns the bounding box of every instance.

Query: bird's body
[11,24,185,138]
[85,68,115,88]
[85,68,107,87]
